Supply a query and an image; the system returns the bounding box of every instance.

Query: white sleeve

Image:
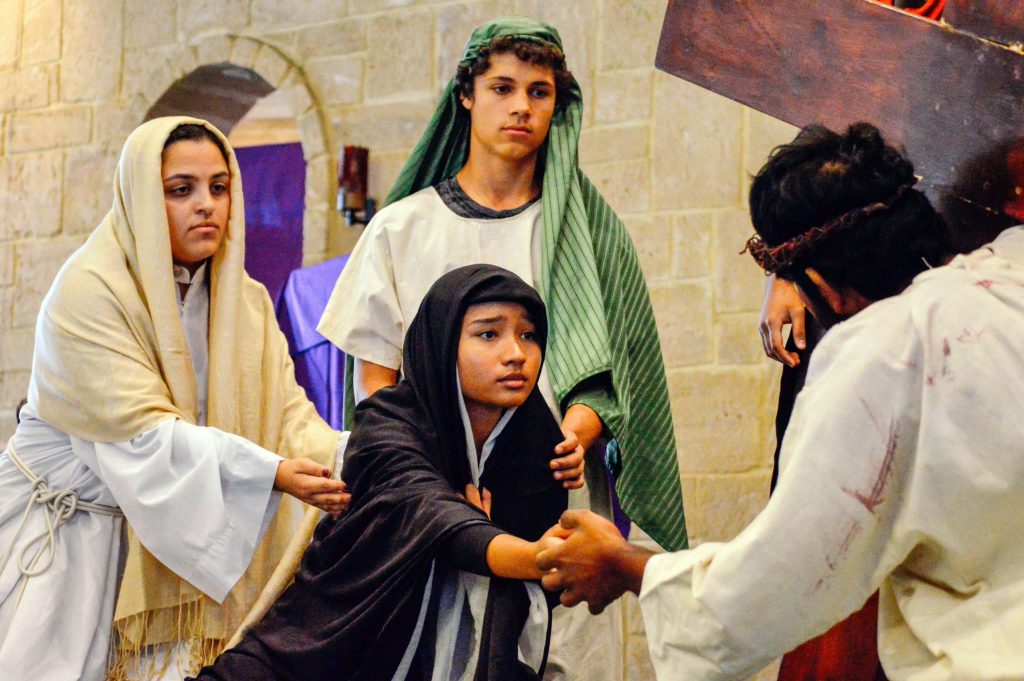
[70,418,283,603]
[317,216,405,370]
[639,305,923,680]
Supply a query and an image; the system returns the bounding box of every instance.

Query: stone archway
[136,34,340,265]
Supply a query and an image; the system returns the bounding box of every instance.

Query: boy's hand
[552,430,586,489]
[274,458,350,515]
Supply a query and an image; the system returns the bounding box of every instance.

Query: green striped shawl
[349,16,687,551]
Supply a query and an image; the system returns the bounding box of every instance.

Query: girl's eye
[212,182,228,195]
[168,185,190,196]
[478,330,497,340]
[521,331,538,342]
[493,84,511,94]
[531,88,551,98]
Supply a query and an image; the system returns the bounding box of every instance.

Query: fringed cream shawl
[27,116,338,675]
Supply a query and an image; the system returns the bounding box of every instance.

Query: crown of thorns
[742,180,918,274]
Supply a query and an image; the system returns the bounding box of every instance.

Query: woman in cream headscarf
[0,117,345,681]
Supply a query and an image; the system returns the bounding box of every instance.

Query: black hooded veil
[193,265,567,681]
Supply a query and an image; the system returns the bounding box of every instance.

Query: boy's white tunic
[638,227,1024,681]
[320,186,624,681]
[0,264,283,681]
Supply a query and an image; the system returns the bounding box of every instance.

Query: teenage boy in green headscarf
[318,16,686,678]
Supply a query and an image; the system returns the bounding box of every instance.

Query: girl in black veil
[193,264,567,681]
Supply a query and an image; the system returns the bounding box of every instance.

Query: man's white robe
[639,226,1024,681]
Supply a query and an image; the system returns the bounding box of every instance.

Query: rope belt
[0,443,123,579]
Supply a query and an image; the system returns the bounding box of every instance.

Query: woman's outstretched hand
[274,458,350,515]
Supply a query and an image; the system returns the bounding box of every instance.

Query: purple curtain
[275,255,349,430]
[235,142,305,304]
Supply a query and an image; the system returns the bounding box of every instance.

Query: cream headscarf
[27,116,339,675]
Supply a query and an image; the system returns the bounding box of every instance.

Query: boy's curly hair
[454,36,574,107]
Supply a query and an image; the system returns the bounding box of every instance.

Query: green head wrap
[384,16,581,208]
[375,16,688,551]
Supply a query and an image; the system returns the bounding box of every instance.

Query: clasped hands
[463,486,654,616]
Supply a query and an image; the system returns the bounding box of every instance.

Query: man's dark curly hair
[454,36,574,107]
[749,122,954,301]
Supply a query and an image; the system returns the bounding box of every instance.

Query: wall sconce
[337,145,377,226]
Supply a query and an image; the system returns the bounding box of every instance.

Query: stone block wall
[0,1,798,677]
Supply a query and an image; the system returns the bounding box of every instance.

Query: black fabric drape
[193,265,565,681]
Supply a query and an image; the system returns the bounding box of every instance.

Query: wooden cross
[656,0,1024,251]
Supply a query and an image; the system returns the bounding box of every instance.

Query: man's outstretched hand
[536,509,653,614]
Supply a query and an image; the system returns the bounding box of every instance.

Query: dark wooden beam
[944,1,1024,45]
[656,0,1024,248]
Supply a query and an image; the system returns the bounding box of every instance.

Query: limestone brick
[252,44,294,87]
[259,30,300,54]
[0,370,30,408]
[713,208,765,314]
[668,367,769,475]
[652,74,742,211]
[586,158,650,215]
[229,39,262,71]
[303,203,329,257]
[178,0,250,36]
[13,238,81,328]
[671,211,712,279]
[92,95,149,150]
[167,48,200,82]
[334,97,436,152]
[302,153,330,206]
[595,68,652,125]
[745,108,798,184]
[196,35,234,66]
[297,110,327,160]
[8,106,91,153]
[60,0,122,102]
[348,0,441,16]
[0,245,14,286]
[366,149,410,203]
[716,312,765,365]
[598,0,666,71]
[13,65,50,110]
[62,146,118,235]
[648,280,713,369]
[283,79,315,115]
[621,593,658,681]
[22,0,61,65]
[294,20,367,59]
[0,0,21,68]
[436,0,517,83]
[121,47,174,109]
[0,72,14,112]
[0,413,15,448]
[622,214,671,283]
[683,471,770,543]
[2,152,64,241]
[578,123,648,167]
[0,326,35,371]
[306,56,363,107]
[366,11,433,101]
[251,0,347,28]
[125,0,176,50]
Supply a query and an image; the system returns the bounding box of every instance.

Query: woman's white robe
[0,264,283,681]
